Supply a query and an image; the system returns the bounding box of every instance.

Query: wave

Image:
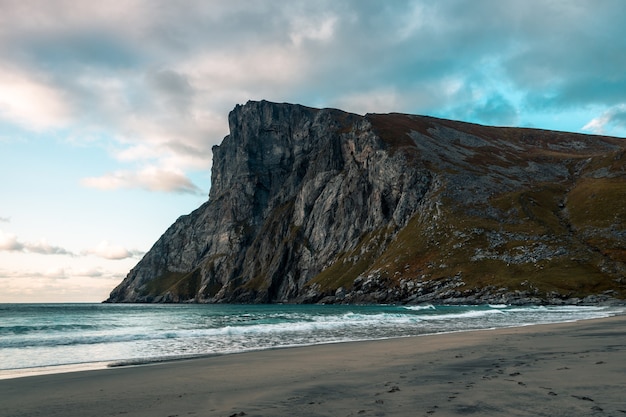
[0,323,103,336]
[402,304,436,311]
[3,305,617,350]
[421,310,506,321]
[0,309,443,349]
[2,304,622,371]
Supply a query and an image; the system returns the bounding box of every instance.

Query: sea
[1,303,623,379]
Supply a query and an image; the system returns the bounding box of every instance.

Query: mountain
[106,100,626,305]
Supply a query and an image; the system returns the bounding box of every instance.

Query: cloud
[1,0,626,193]
[583,105,626,135]
[0,230,144,261]
[0,267,67,280]
[0,264,124,281]
[28,239,74,255]
[0,266,123,282]
[0,67,71,130]
[43,267,69,279]
[289,13,337,46]
[84,240,144,260]
[467,94,519,127]
[0,265,126,302]
[0,230,22,251]
[146,69,195,116]
[498,2,626,113]
[81,166,203,195]
[332,88,407,115]
[77,267,106,278]
[0,230,74,255]
[0,216,10,223]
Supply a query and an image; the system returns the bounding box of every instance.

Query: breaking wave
[1,303,622,373]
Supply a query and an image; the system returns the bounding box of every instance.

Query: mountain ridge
[106,100,626,305]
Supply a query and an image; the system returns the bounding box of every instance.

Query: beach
[2,315,625,417]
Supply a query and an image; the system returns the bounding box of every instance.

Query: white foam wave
[3,304,623,373]
[403,304,436,311]
[417,309,506,321]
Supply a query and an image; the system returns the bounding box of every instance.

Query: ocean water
[0,303,623,378]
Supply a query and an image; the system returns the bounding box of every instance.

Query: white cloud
[289,14,337,46]
[84,240,144,260]
[111,109,221,171]
[583,114,611,135]
[114,143,164,163]
[583,104,626,135]
[43,267,68,279]
[0,230,73,255]
[0,264,125,282]
[0,67,71,130]
[28,238,74,255]
[0,230,144,261]
[81,166,203,195]
[0,216,10,223]
[182,45,307,93]
[76,267,106,278]
[332,88,407,115]
[0,265,127,303]
[0,230,22,251]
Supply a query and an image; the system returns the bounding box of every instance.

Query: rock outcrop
[106,100,626,304]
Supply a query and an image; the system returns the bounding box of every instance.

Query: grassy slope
[308,115,626,300]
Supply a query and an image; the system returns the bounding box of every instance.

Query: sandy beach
[2,314,625,417]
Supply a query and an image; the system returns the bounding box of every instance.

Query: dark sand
[2,315,625,417]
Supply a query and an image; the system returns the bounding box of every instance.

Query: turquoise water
[0,303,623,375]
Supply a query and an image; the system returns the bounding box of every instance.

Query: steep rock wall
[107,101,626,304]
[107,101,431,303]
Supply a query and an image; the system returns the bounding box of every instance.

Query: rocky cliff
[106,100,626,304]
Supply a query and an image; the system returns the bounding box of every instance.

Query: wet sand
[2,315,625,417]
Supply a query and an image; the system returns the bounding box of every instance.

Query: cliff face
[106,100,626,304]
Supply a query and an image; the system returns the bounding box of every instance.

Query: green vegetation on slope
[143,268,202,300]
[568,177,626,229]
[345,181,626,299]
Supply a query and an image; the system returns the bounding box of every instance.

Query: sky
[1,0,626,303]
